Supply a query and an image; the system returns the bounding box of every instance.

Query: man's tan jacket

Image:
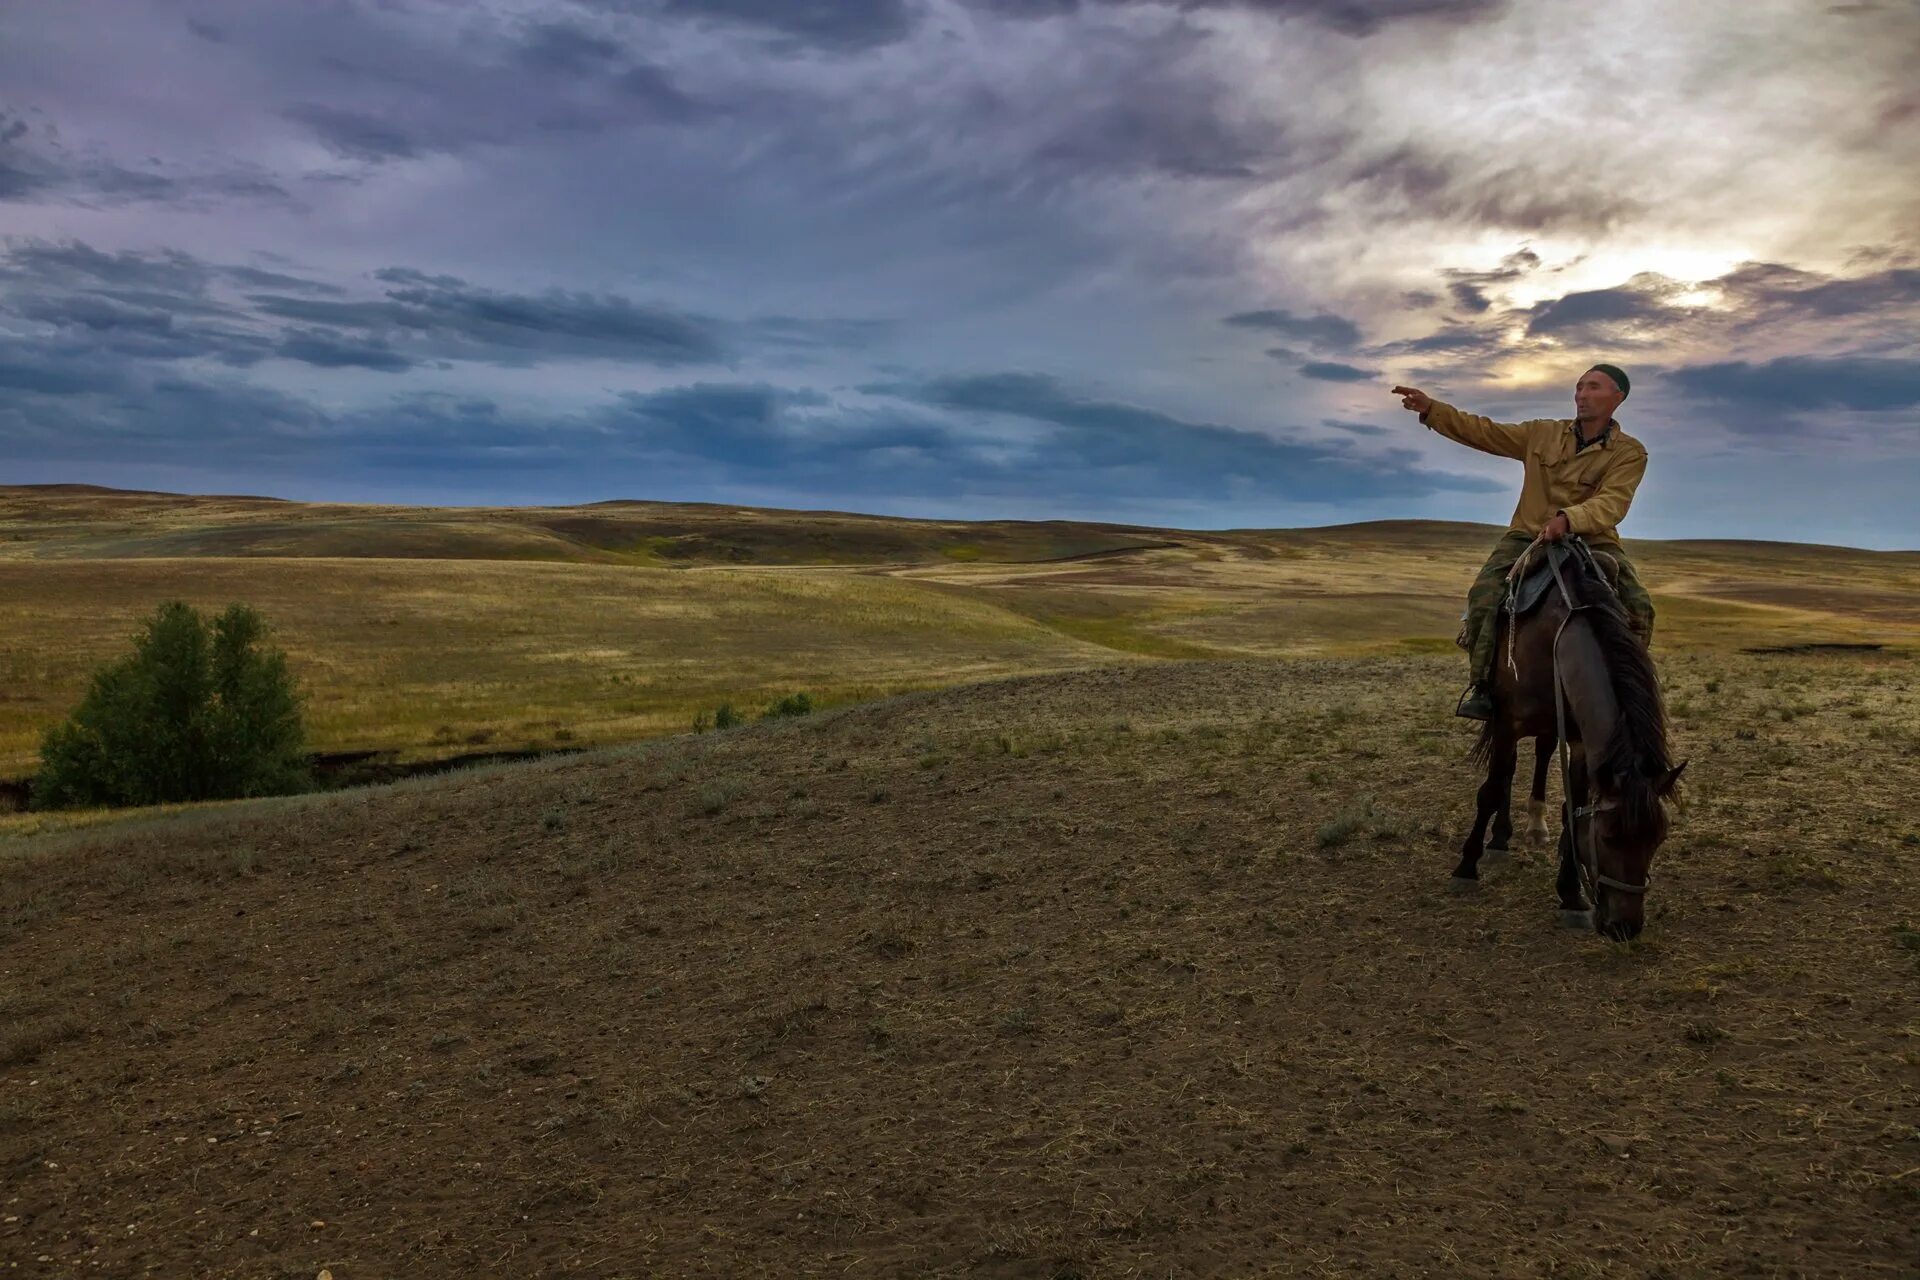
[1420,400,1648,545]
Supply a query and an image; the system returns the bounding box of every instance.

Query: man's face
[1574,371,1625,423]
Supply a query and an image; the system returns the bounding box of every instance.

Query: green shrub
[713,703,744,730]
[762,692,814,719]
[34,601,308,809]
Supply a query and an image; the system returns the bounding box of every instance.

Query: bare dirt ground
[3,654,1915,1277]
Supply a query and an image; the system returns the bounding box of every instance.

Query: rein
[1530,538,1651,902]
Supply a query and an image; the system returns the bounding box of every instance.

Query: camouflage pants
[1462,530,1655,687]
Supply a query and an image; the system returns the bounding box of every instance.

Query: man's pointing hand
[1391,385,1431,415]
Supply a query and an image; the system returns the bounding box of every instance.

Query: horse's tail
[1467,717,1497,767]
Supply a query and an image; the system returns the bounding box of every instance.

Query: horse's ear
[1658,760,1688,796]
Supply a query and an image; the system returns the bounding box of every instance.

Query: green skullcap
[1587,363,1631,397]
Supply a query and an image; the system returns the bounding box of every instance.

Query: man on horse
[1391,365,1656,721]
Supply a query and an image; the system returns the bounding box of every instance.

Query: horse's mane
[1475,549,1674,841]
[1568,563,1674,841]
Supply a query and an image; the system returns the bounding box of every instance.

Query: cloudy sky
[3,0,1917,546]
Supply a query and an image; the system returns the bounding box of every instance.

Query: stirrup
[1455,684,1495,721]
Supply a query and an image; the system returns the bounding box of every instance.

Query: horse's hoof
[1449,876,1481,894]
[1559,909,1594,930]
[1484,847,1510,865]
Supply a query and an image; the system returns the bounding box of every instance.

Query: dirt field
[3,653,1915,1277]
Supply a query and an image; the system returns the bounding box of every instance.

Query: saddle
[1503,536,1619,620]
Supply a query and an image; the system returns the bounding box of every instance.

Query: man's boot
[1455,682,1495,721]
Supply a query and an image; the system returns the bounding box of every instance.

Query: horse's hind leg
[1523,734,1554,849]
[1453,732,1516,889]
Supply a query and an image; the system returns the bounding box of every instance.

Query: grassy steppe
[2,485,1915,779]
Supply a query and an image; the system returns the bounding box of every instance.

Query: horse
[1451,538,1685,940]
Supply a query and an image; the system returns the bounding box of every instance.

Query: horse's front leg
[1486,765,1515,859]
[1453,733,1516,890]
[1555,751,1591,922]
[1523,733,1554,849]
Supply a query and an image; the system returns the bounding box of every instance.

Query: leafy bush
[762,692,814,719]
[712,703,745,730]
[35,601,309,808]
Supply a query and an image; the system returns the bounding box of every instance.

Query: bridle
[1528,538,1652,903]
[1571,796,1645,895]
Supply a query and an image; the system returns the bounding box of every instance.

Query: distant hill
[5,484,1911,567]
[0,485,1183,567]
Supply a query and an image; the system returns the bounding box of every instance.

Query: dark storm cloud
[1030,79,1275,180]
[504,19,707,123]
[598,384,971,480]
[2,241,900,390]
[575,0,920,52]
[1322,417,1388,436]
[249,270,728,366]
[0,108,290,209]
[1375,257,1920,384]
[1365,321,1514,375]
[1222,308,1363,351]
[978,0,1503,37]
[1449,283,1490,313]
[7,320,271,374]
[1299,360,1378,382]
[664,0,917,50]
[162,4,714,177]
[1341,144,1641,234]
[5,356,1486,509]
[870,371,1497,501]
[7,294,272,366]
[1443,247,1540,315]
[906,22,1290,187]
[1376,322,1505,356]
[0,245,287,366]
[1502,260,1920,349]
[281,104,424,163]
[1713,261,1920,324]
[2,241,215,295]
[514,20,628,73]
[275,330,417,373]
[0,340,126,398]
[0,342,322,461]
[1670,356,1920,414]
[217,265,346,295]
[1525,279,1676,338]
[376,273,722,363]
[744,316,894,351]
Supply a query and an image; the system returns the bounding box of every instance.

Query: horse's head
[1584,759,1686,940]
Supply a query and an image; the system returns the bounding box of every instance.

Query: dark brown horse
[1452,539,1684,939]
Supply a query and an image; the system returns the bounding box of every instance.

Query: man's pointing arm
[1392,385,1528,461]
